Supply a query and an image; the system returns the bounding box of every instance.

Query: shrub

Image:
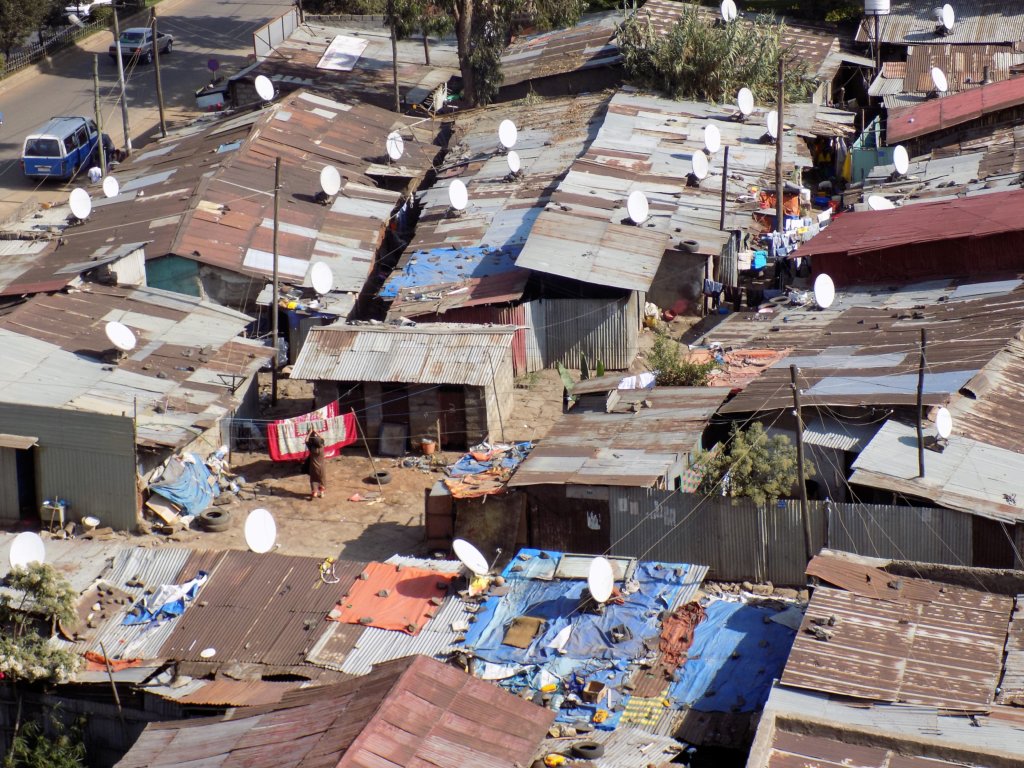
[647,332,717,386]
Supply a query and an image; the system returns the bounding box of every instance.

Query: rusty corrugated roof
[500,11,621,86]
[762,729,976,768]
[888,75,1024,143]
[856,0,1024,46]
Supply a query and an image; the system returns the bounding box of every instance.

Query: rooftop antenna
[813,273,836,309]
[930,66,949,96]
[452,538,489,577]
[506,149,523,180]
[867,194,895,210]
[318,165,341,205]
[9,532,45,569]
[720,0,738,23]
[498,119,518,151]
[447,179,468,216]
[765,109,780,142]
[586,556,615,613]
[105,320,137,362]
[309,261,334,295]
[254,74,275,103]
[385,130,405,163]
[935,3,955,35]
[244,508,277,553]
[892,145,909,177]
[688,151,709,187]
[68,188,92,221]
[626,190,649,225]
[704,124,721,155]
[737,87,755,120]
[101,175,120,199]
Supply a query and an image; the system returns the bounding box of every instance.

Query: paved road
[0,0,294,221]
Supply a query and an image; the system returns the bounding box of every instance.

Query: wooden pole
[150,9,167,138]
[917,328,927,478]
[388,2,401,113]
[719,145,729,231]
[93,54,105,176]
[354,409,385,494]
[791,365,813,561]
[99,642,129,740]
[775,55,785,236]
[112,8,132,155]
[271,157,281,405]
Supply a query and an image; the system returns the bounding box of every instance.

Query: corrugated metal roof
[537,725,683,768]
[888,75,1024,144]
[509,387,730,487]
[500,11,621,86]
[0,534,120,596]
[291,322,516,387]
[114,655,554,768]
[761,728,977,768]
[160,678,308,707]
[0,284,269,450]
[857,0,1024,46]
[998,595,1024,705]
[904,44,1024,92]
[799,416,881,452]
[850,419,1024,524]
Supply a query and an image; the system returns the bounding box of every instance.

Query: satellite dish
[448,179,468,211]
[940,3,955,30]
[102,176,119,198]
[68,188,92,220]
[931,66,949,93]
[720,0,738,22]
[936,407,953,439]
[766,110,780,139]
[200,647,217,659]
[254,74,275,102]
[244,508,277,554]
[691,151,709,180]
[9,532,45,569]
[867,194,895,210]
[104,320,137,352]
[507,150,521,174]
[893,145,909,176]
[737,87,754,117]
[452,538,489,576]
[310,261,334,295]
[498,119,518,149]
[813,273,836,309]
[385,131,405,161]
[626,190,649,224]
[588,556,614,604]
[704,124,721,154]
[320,165,342,197]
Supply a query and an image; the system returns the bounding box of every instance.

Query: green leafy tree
[647,333,717,386]
[6,717,86,768]
[0,0,45,60]
[617,2,813,104]
[698,422,814,505]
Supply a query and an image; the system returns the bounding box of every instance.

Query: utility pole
[388,3,401,113]
[112,8,132,155]
[791,365,813,561]
[719,145,729,231]
[271,157,281,405]
[151,8,167,138]
[775,55,785,236]
[93,55,106,177]
[917,328,927,478]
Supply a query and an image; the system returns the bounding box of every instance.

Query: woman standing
[305,428,326,499]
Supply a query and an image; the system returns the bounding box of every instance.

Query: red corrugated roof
[330,562,457,635]
[887,74,1024,143]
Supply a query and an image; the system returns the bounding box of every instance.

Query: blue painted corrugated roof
[379,244,523,299]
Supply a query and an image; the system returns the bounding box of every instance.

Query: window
[120,31,144,45]
[24,138,61,157]
[75,127,89,147]
[63,135,77,152]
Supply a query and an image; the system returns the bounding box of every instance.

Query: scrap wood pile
[442,441,533,498]
[142,447,251,532]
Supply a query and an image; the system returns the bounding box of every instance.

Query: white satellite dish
[310,261,334,295]
[507,150,521,174]
[105,320,137,352]
[102,176,120,199]
[935,407,953,439]
[893,145,910,176]
[320,165,342,197]
[385,131,405,161]
[704,124,721,154]
[766,110,780,139]
[931,66,949,93]
[737,87,755,117]
[720,0,738,22]
[940,3,955,30]
[452,538,489,576]
[254,74,275,102]
[448,179,468,211]
[244,508,277,554]
[588,556,614,604]
[691,151,709,180]
[626,190,649,224]
[813,273,836,309]
[498,119,518,149]
[69,187,92,220]
[200,647,217,659]
[867,194,895,210]
[9,532,45,569]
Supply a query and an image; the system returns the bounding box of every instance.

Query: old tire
[369,470,392,486]
[681,239,700,253]
[571,741,605,760]
[199,508,231,532]
[164,40,173,54]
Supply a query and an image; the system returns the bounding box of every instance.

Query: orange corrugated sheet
[329,562,457,635]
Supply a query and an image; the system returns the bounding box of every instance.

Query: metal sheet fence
[253,7,298,62]
[538,291,641,371]
[609,488,973,586]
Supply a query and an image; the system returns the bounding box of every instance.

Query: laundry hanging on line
[266,401,357,461]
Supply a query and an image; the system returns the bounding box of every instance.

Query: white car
[64,0,113,20]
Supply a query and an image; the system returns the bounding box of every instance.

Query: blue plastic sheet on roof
[668,599,796,712]
[448,442,533,476]
[149,454,217,515]
[379,244,522,298]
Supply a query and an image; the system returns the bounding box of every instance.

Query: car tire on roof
[571,741,605,760]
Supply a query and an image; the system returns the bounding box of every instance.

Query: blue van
[21,116,101,180]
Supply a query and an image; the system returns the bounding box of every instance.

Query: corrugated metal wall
[422,304,533,376]
[0,448,18,525]
[539,291,640,370]
[523,299,546,372]
[0,404,138,530]
[718,232,740,287]
[609,488,975,585]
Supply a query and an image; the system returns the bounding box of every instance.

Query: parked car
[64,0,112,21]
[108,27,173,65]
[21,116,100,180]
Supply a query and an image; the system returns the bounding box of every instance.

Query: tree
[6,717,86,768]
[646,332,717,386]
[698,422,814,506]
[0,0,46,60]
[617,3,814,105]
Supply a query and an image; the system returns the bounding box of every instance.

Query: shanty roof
[114,655,554,768]
[231,19,459,110]
[857,0,1024,46]
[515,89,816,291]
[500,11,621,86]
[290,323,516,387]
[509,387,731,487]
[888,74,1024,143]
[0,285,269,449]
[380,93,609,318]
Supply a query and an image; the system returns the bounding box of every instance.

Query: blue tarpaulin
[123,572,208,626]
[379,245,524,298]
[668,599,797,712]
[149,454,217,515]
[448,442,533,476]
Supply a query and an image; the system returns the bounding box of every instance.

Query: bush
[646,333,717,386]
[89,6,114,24]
